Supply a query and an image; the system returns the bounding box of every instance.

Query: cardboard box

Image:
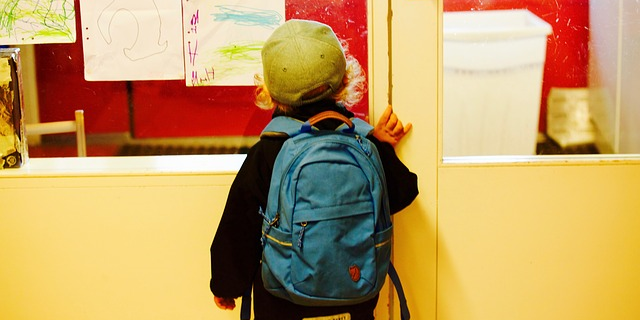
[0,48,28,169]
[546,87,596,148]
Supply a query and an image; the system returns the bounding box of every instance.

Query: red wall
[444,0,590,133]
[35,1,129,135]
[35,0,368,138]
[38,1,585,136]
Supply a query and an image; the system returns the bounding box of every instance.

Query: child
[210,19,418,320]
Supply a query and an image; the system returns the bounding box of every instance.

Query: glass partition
[6,0,369,158]
[443,0,640,158]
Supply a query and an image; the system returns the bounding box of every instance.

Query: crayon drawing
[183,0,284,86]
[80,0,184,81]
[0,0,76,45]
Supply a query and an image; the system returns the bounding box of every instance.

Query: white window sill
[0,154,246,178]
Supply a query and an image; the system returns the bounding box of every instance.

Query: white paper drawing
[183,0,284,86]
[80,0,184,81]
[0,0,76,45]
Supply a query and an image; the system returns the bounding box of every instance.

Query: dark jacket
[210,101,419,320]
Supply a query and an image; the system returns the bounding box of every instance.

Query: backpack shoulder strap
[342,117,374,137]
[388,262,411,320]
[260,116,304,139]
[240,287,252,320]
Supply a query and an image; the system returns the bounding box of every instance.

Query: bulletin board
[34,0,368,138]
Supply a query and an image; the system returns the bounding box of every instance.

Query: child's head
[255,19,365,113]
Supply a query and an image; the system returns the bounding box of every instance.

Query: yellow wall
[438,163,640,320]
[389,1,640,320]
[0,163,241,320]
[383,0,440,319]
[3,1,640,320]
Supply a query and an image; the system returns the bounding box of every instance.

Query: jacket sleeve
[370,137,419,214]
[209,140,280,298]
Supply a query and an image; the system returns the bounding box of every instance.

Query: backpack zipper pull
[259,207,279,247]
[355,134,372,156]
[297,222,308,248]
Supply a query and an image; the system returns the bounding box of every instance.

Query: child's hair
[254,48,366,114]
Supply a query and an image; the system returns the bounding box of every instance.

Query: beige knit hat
[261,19,347,107]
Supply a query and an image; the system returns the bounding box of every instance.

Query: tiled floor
[28,140,250,158]
[27,134,598,158]
[28,143,120,158]
[536,137,599,155]
[117,144,250,156]
[25,131,255,158]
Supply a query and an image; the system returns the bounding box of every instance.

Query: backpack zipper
[355,134,372,156]
[297,222,308,248]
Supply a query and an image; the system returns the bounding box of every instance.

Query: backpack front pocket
[290,209,377,301]
[262,225,292,292]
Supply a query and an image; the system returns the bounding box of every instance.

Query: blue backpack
[241,111,409,320]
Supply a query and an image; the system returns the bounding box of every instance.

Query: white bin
[443,10,552,156]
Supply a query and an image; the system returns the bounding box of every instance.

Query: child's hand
[214,296,236,310]
[373,105,412,147]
